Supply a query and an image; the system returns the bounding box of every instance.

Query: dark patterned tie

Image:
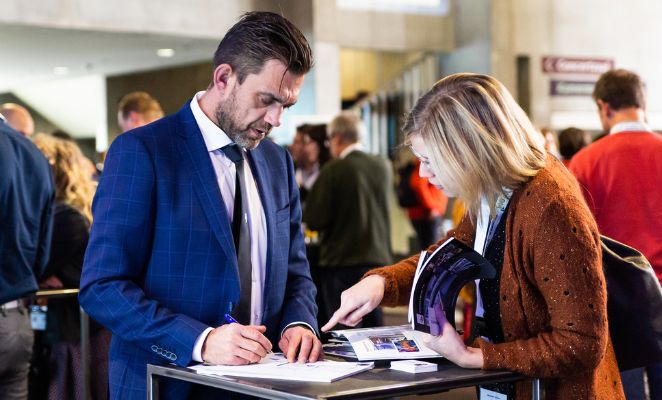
[221,143,252,324]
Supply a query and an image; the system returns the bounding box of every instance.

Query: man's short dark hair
[213,11,313,84]
[593,69,646,111]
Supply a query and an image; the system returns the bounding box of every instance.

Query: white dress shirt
[189,91,267,361]
[610,120,652,134]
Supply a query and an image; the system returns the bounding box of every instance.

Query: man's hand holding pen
[201,314,273,365]
[202,314,323,365]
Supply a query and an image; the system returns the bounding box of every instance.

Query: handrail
[34,288,80,298]
[32,289,91,400]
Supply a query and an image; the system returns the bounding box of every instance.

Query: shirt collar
[0,113,5,123]
[339,142,363,159]
[189,91,233,152]
[610,121,652,135]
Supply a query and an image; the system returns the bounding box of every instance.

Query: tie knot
[221,144,244,164]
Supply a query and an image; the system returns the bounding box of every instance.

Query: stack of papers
[190,353,374,382]
[390,360,438,373]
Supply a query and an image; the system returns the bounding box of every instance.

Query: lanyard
[474,191,511,318]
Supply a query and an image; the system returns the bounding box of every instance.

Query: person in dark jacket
[303,112,392,328]
[0,113,54,400]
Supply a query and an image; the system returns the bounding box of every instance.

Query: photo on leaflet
[369,335,421,352]
[394,339,420,353]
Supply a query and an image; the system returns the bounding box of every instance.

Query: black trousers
[317,265,384,330]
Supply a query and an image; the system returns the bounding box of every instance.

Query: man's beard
[215,96,272,150]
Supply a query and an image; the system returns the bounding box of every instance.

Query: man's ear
[597,99,611,118]
[212,64,235,96]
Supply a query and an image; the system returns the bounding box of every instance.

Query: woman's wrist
[458,346,484,369]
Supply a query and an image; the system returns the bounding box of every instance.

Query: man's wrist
[281,321,316,338]
[193,327,214,363]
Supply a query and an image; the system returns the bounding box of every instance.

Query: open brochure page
[190,353,374,382]
[326,325,442,360]
[409,237,495,335]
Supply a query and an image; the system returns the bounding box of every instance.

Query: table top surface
[148,359,525,400]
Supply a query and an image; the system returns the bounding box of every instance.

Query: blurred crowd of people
[2,60,661,400]
[0,91,164,400]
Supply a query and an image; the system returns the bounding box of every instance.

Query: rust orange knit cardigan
[366,157,624,400]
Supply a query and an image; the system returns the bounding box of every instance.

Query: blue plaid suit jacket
[79,104,317,399]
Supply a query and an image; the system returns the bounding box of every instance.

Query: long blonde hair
[33,134,96,223]
[403,73,546,221]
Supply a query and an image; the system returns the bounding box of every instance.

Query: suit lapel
[175,105,236,262]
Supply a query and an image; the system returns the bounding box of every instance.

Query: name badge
[479,387,508,400]
[30,305,47,331]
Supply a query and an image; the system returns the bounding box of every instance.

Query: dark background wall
[106,61,214,145]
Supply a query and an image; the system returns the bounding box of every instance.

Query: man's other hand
[279,326,322,363]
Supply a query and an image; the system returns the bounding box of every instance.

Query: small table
[147,360,540,399]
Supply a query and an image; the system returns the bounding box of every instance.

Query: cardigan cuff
[362,267,402,307]
[476,338,505,370]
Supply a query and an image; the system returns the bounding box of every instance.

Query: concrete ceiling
[0,23,218,92]
[0,23,218,139]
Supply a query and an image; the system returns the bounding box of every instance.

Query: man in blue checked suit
[80,12,321,399]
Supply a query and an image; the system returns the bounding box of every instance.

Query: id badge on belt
[30,305,47,331]
[479,387,508,400]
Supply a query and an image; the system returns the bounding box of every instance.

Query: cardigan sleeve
[479,197,608,378]
[363,215,475,307]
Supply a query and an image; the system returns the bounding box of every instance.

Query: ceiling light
[157,48,175,58]
[53,66,69,75]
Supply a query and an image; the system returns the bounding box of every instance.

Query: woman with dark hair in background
[558,127,591,167]
[293,123,330,202]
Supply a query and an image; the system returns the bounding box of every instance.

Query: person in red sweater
[406,159,449,249]
[570,68,662,400]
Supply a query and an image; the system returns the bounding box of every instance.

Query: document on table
[190,353,374,382]
[325,325,442,361]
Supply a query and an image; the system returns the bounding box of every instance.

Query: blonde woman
[33,134,108,399]
[322,74,624,399]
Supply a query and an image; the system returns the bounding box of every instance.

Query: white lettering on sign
[542,57,614,75]
[550,80,595,96]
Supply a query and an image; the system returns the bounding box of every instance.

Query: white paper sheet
[190,353,374,382]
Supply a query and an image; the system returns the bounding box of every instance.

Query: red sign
[542,56,614,75]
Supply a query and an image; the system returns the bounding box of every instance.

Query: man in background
[0,112,54,399]
[570,68,662,400]
[116,91,164,132]
[303,112,392,328]
[0,103,35,137]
